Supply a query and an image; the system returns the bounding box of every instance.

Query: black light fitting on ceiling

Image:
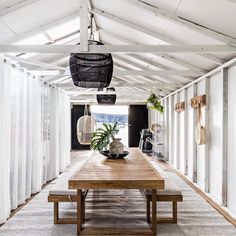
[97,87,116,105]
[69,14,113,88]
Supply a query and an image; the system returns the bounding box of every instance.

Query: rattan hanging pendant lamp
[77,104,96,145]
[69,14,113,88]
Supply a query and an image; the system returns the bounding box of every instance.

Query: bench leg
[146,199,151,223]
[152,189,157,235]
[172,201,177,223]
[54,202,59,224]
[156,201,178,224]
[81,198,85,224]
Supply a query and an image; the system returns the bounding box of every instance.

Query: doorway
[91,105,129,147]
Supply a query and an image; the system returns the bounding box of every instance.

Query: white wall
[149,61,236,218]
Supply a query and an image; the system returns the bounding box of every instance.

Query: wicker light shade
[69,40,113,88]
[97,87,116,105]
[77,106,96,145]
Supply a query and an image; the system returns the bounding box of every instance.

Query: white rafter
[99,29,207,74]
[92,8,224,65]
[3,11,80,44]
[113,55,185,86]
[128,0,236,46]
[0,0,41,17]
[80,0,88,51]
[5,54,66,71]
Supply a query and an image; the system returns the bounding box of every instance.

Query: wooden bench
[145,180,183,224]
[48,189,88,224]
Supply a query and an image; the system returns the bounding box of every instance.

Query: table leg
[152,189,157,235]
[77,189,82,235]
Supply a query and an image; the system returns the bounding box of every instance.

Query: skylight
[47,18,80,39]
[15,34,49,45]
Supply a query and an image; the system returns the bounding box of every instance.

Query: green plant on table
[90,123,119,152]
[146,93,164,113]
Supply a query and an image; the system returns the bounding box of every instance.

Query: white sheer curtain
[0,56,71,224]
[0,56,11,223]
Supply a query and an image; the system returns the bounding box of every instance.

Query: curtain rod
[161,56,236,100]
[4,57,36,78]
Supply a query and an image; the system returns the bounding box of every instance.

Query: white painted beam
[0,44,235,53]
[192,83,198,183]
[222,68,228,206]
[183,88,188,175]
[80,0,88,51]
[0,0,41,17]
[3,11,80,44]
[5,54,66,71]
[113,55,184,86]
[113,69,201,77]
[129,0,236,46]
[227,0,236,3]
[93,8,224,64]
[162,56,236,99]
[204,77,210,193]
[100,28,212,70]
[157,54,207,74]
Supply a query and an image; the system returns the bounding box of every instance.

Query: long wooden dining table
[68,148,164,235]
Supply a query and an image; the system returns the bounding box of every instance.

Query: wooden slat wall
[149,63,236,217]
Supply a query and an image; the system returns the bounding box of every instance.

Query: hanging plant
[146,93,164,113]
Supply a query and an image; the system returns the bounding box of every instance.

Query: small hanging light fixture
[97,87,116,105]
[69,13,113,88]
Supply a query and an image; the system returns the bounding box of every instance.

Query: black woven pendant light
[97,87,116,105]
[69,40,113,88]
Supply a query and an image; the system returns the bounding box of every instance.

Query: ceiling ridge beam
[92,8,224,64]
[129,0,236,45]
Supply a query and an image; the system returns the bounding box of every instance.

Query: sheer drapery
[0,56,71,224]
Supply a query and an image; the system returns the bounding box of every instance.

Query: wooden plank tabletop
[69,148,164,189]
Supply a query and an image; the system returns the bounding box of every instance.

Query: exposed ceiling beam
[114,69,201,77]
[100,29,207,74]
[128,0,236,46]
[5,54,66,71]
[0,0,41,17]
[3,11,80,44]
[156,53,207,74]
[92,8,224,64]
[80,0,88,51]
[0,44,235,53]
[38,67,201,77]
[113,55,184,86]
[226,0,236,3]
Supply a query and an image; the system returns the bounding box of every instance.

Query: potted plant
[90,123,128,159]
[146,93,164,113]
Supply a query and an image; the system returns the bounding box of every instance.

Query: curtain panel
[0,56,71,224]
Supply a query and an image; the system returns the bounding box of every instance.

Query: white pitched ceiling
[0,0,236,103]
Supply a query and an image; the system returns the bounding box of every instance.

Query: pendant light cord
[90,13,94,40]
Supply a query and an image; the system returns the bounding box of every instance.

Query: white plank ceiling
[0,0,236,103]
